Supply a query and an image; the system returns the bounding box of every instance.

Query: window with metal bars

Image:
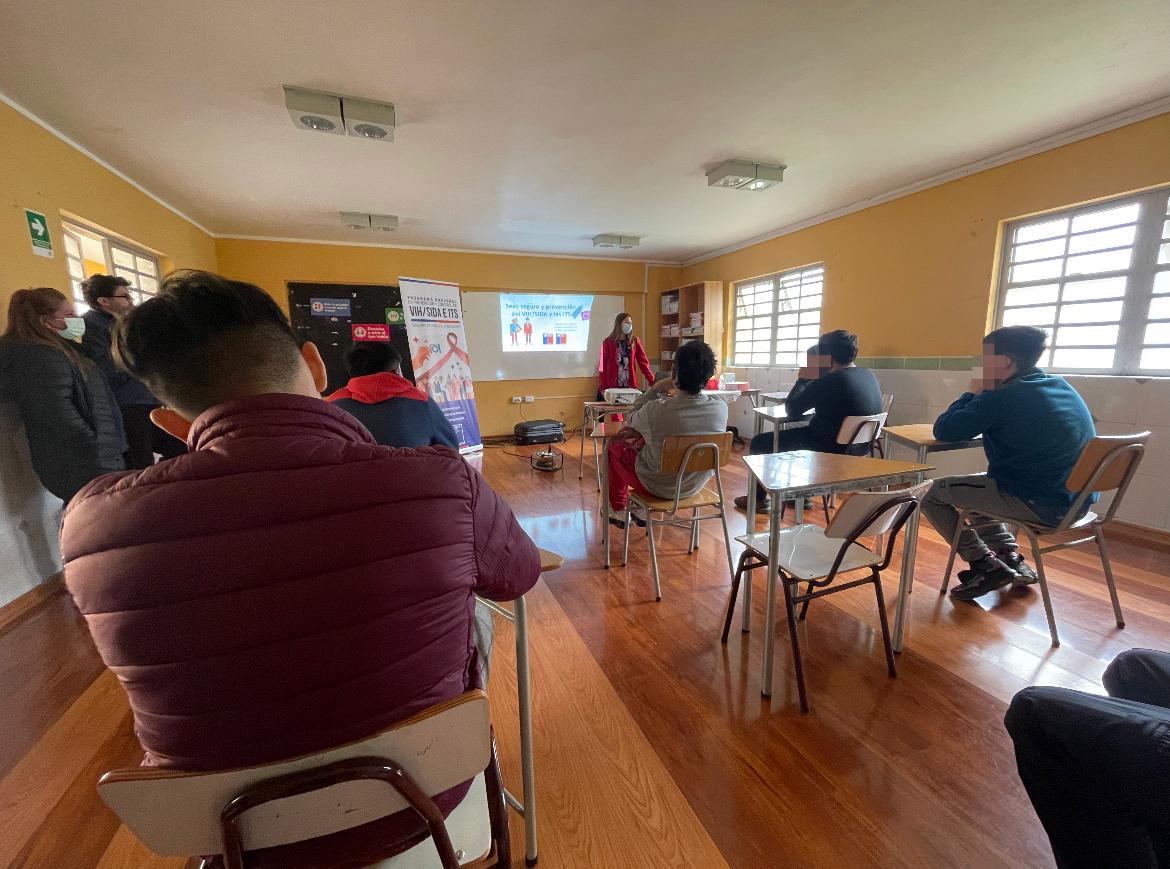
[732,264,824,366]
[995,186,1170,374]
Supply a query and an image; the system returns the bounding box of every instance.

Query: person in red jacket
[596,311,655,400]
[59,270,541,866]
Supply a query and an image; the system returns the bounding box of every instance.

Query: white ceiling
[2,1,1168,263]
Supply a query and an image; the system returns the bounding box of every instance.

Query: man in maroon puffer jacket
[60,270,541,866]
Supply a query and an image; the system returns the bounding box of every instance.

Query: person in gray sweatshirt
[605,340,727,527]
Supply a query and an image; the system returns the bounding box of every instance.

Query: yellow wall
[683,112,1170,359]
[0,100,216,312]
[215,238,655,435]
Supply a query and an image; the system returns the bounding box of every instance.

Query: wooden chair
[98,691,509,869]
[621,432,735,601]
[722,481,932,712]
[940,432,1150,647]
[780,412,889,524]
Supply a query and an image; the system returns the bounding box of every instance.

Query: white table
[760,390,790,407]
[741,451,933,697]
[475,546,562,865]
[591,420,624,568]
[578,401,629,489]
[882,424,982,652]
[750,404,812,444]
[702,387,762,407]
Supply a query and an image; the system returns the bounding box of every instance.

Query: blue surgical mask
[622,322,633,335]
[56,317,86,340]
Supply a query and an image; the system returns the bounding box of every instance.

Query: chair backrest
[660,431,734,473]
[836,412,888,446]
[824,480,933,540]
[881,392,894,413]
[98,691,491,858]
[1065,432,1150,494]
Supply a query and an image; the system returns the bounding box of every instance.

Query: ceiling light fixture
[706,160,786,191]
[340,212,398,231]
[342,97,396,142]
[285,87,396,142]
[284,86,344,136]
[593,233,641,249]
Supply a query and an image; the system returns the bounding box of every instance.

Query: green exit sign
[24,208,53,258]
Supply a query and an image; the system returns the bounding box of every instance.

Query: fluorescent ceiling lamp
[707,160,785,191]
[370,213,399,231]
[340,211,371,229]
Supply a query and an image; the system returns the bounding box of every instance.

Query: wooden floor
[3,440,1169,868]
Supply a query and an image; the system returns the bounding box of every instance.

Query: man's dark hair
[346,342,401,378]
[819,329,860,365]
[81,274,131,308]
[675,340,717,394]
[114,270,301,416]
[984,325,1047,370]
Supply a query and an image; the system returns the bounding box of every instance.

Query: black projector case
[514,419,565,445]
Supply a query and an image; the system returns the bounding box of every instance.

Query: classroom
[1,3,1169,867]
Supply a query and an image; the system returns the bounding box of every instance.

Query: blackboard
[287,282,415,395]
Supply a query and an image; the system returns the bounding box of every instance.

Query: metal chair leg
[781,575,809,713]
[593,437,602,492]
[940,512,965,594]
[798,583,814,621]
[1094,525,1126,628]
[647,520,663,602]
[1025,529,1060,647]
[872,569,897,677]
[719,509,735,580]
[622,506,632,566]
[578,409,588,479]
[690,506,700,552]
[721,551,752,643]
[821,496,831,525]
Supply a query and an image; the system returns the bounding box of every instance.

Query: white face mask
[621,322,633,335]
[56,317,86,340]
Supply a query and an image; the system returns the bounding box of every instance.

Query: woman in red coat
[597,312,655,400]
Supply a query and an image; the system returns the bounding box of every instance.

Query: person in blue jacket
[327,342,459,449]
[922,325,1095,601]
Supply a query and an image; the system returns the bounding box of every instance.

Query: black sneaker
[733,495,772,514]
[1000,552,1038,586]
[950,556,1015,601]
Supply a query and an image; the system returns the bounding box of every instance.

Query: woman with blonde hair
[596,311,655,401]
[0,287,125,503]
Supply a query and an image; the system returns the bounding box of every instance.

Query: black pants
[120,404,186,470]
[1005,649,1170,868]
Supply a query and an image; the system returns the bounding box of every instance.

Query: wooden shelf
[655,281,723,364]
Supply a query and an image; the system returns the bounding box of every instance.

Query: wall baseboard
[0,573,65,639]
[1106,521,1170,554]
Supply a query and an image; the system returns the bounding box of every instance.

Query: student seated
[327,341,459,448]
[605,340,727,527]
[734,329,882,513]
[1005,648,1170,868]
[59,270,541,864]
[922,325,1095,601]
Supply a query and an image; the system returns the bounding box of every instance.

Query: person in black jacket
[81,274,185,468]
[0,287,125,503]
[735,329,882,512]
[326,342,459,449]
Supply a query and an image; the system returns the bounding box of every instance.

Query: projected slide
[500,293,593,352]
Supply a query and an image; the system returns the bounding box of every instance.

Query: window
[995,186,1170,374]
[732,264,823,366]
[60,220,161,312]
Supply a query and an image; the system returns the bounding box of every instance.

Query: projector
[514,419,565,445]
[603,388,642,405]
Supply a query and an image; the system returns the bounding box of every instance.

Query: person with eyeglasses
[81,274,185,468]
[0,286,125,504]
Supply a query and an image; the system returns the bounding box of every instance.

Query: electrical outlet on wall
[511,396,522,404]
[523,395,535,403]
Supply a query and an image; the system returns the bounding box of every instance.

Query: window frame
[60,219,162,311]
[993,185,1170,376]
[731,263,825,368]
